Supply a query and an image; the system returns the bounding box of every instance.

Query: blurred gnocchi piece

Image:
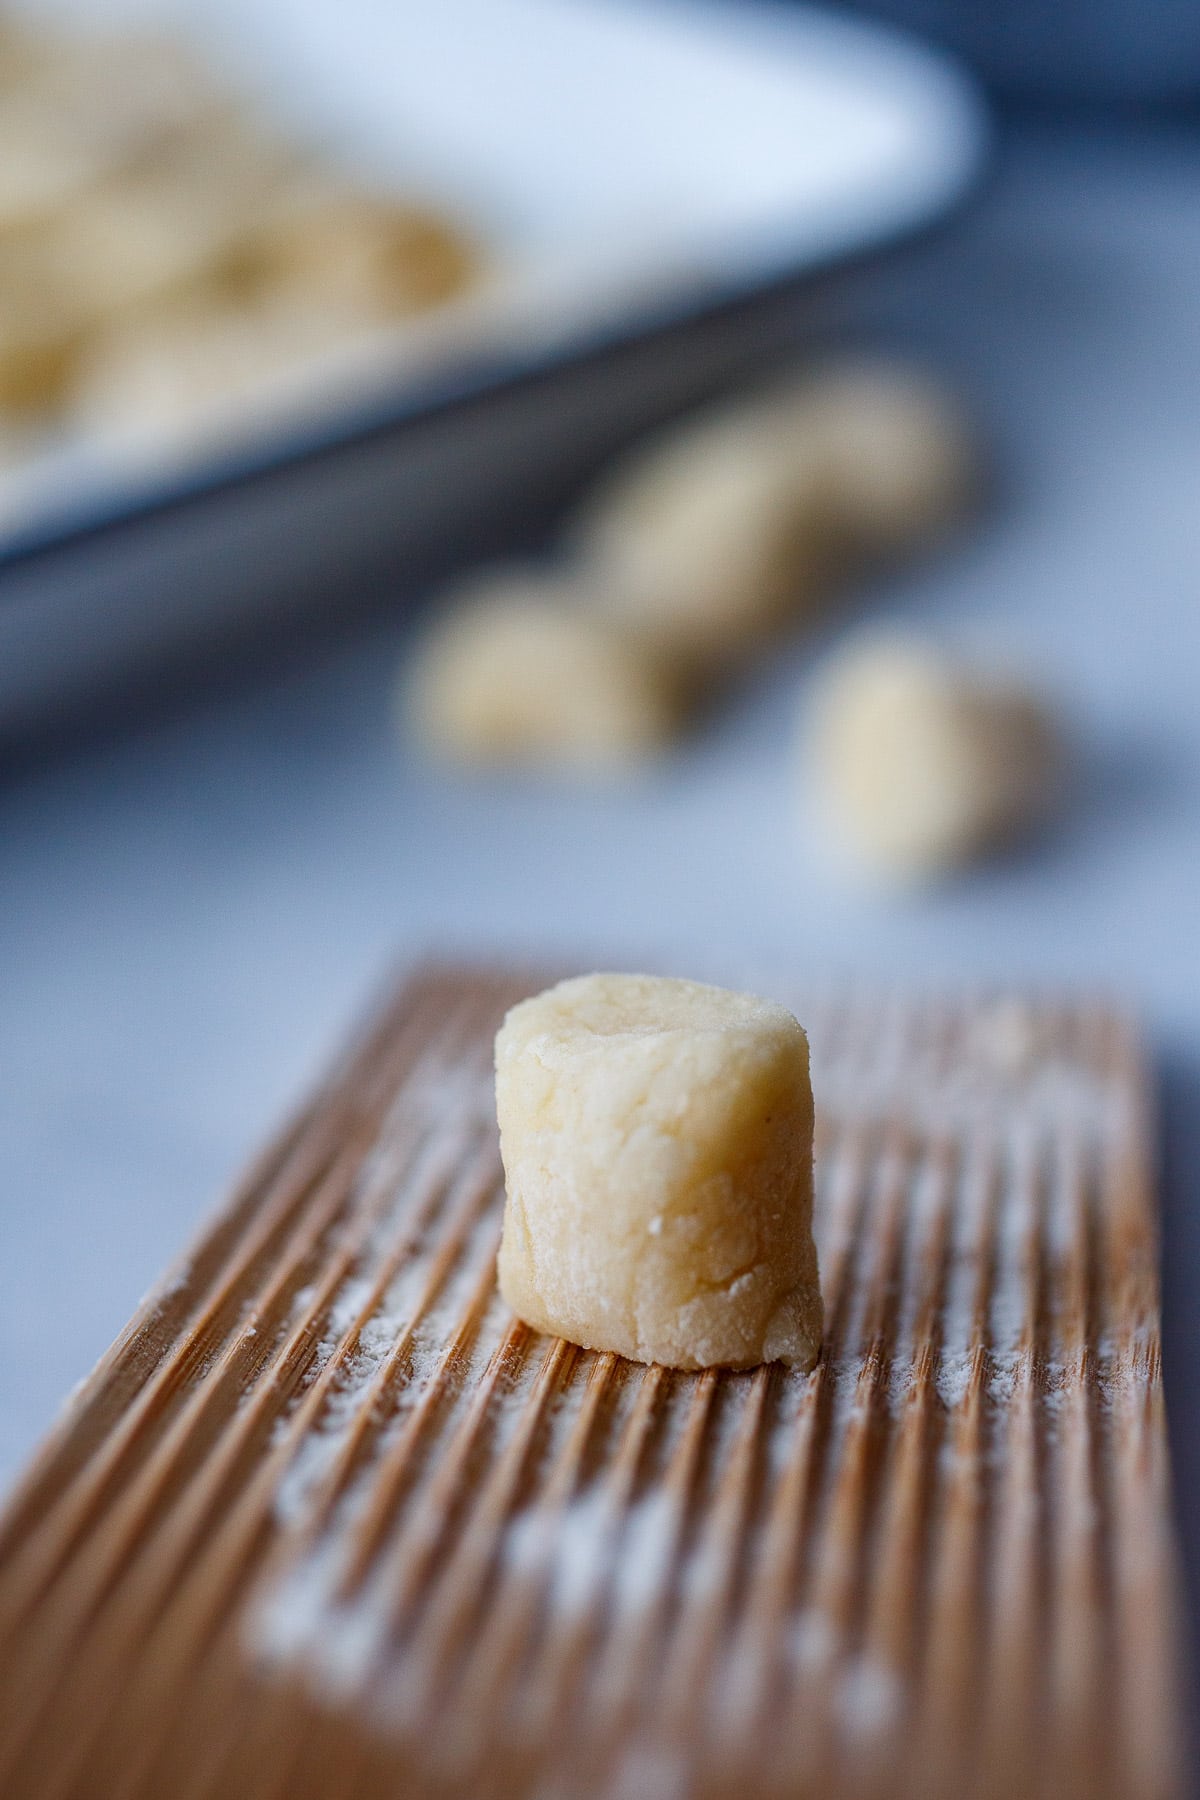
[29,120,302,321]
[793,360,976,558]
[67,177,479,443]
[229,184,477,321]
[0,32,221,231]
[70,297,380,446]
[571,401,833,679]
[0,17,478,441]
[803,634,1063,884]
[402,571,684,773]
[0,119,297,421]
[569,361,975,683]
[406,359,984,774]
[0,300,79,419]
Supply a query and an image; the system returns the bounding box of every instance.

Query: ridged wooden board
[0,964,1186,1800]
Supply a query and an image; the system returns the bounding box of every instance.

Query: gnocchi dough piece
[0,114,120,235]
[796,360,975,557]
[571,403,832,676]
[0,20,481,438]
[0,16,50,87]
[402,572,682,771]
[229,183,478,321]
[68,296,373,444]
[0,118,297,375]
[495,973,823,1371]
[805,634,1062,882]
[34,119,301,320]
[0,301,80,418]
[0,33,221,230]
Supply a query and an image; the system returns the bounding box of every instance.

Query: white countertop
[2,128,1198,1578]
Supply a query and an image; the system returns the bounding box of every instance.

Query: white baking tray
[0,0,986,745]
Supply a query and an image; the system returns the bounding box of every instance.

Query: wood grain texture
[0,964,1187,1800]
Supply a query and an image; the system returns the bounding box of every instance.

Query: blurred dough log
[571,399,833,677]
[570,362,974,681]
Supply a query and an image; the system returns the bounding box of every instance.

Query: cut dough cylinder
[570,402,833,677]
[804,633,1063,883]
[495,973,823,1371]
[402,571,683,771]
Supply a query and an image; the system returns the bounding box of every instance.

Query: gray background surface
[1,128,1197,1658]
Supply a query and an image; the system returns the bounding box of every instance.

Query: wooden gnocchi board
[0,965,1186,1800]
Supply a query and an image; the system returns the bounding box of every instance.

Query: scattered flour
[837,1656,903,1738]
